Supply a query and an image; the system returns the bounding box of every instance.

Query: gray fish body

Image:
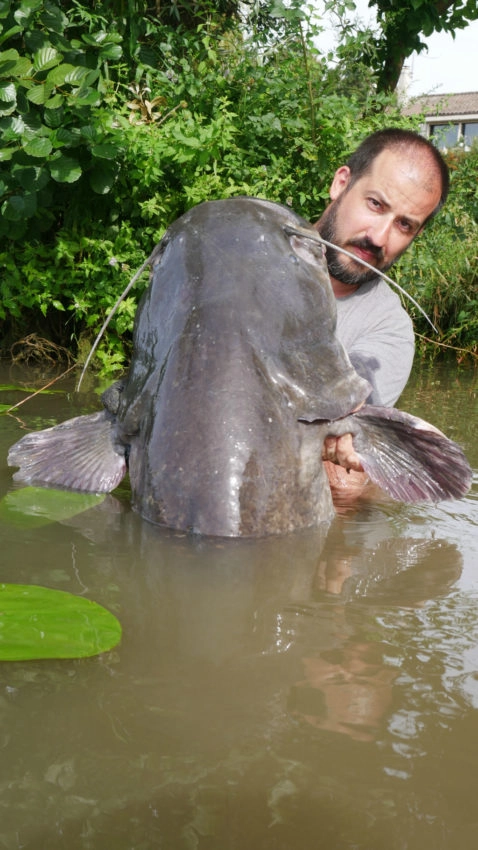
[111,198,369,535]
[8,198,472,537]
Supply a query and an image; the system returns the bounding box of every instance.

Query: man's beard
[317,198,395,287]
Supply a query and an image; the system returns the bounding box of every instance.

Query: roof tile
[404,91,478,117]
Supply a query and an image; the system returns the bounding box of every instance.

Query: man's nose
[367,216,393,248]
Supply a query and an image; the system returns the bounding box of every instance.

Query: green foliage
[345,0,478,93]
[372,0,478,92]
[320,1,478,94]
[0,0,415,373]
[394,146,478,358]
[1,0,475,372]
[0,0,125,240]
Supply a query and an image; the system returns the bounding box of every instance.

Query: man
[315,128,450,503]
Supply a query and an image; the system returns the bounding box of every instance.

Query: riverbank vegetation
[1,0,477,373]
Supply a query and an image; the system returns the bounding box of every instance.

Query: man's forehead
[362,148,442,218]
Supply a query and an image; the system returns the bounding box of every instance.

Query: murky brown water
[0,359,477,850]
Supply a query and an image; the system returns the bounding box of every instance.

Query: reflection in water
[289,519,463,745]
[290,639,397,743]
[0,360,477,849]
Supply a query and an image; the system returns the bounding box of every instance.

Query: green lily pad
[0,584,122,660]
[0,487,105,528]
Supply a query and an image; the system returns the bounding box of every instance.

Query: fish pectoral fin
[7,411,127,494]
[350,406,472,503]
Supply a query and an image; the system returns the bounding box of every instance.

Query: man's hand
[322,434,371,508]
[321,433,363,472]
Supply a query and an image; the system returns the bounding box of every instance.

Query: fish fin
[350,406,472,502]
[7,411,127,494]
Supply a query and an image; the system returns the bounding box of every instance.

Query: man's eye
[368,197,381,210]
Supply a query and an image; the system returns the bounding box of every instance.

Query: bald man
[315,128,449,504]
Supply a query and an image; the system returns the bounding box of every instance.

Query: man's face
[317,147,442,288]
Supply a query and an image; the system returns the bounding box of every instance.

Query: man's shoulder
[336,277,413,345]
[338,277,410,319]
[352,276,403,304]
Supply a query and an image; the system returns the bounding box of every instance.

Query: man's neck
[330,277,360,298]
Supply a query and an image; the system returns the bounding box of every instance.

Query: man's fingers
[322,436,338,462]
[322,434,364,472]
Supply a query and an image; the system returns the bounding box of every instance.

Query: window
[463,123,478,148]
[430,123,459,149]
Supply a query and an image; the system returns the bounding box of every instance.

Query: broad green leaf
[0,82,16,103]
[0,101,16,117]
[82,32,109,47]
[26,83,54,106]
[7,56,32,75]
[0,148,14,161]
[80,124,96,141]
[14,1,43,27]
[89,161,117,194]
[12,163,49,191]
[83,68,100,87]
[33,47,62,73]
[48,153,82,183]
[91,142,118,160]
[40,3,68,35]
[99,44,123,61]
[46,62,77,87]
[172,127,201,148]
[19,112,41,135]
[0,584,122,660]
[54,126,81,145]
[0,52,31,76]
[23,134,52,156]
[70,88,101,107]
[64,65,92,85]
[44,93,63,109]
[0,48,19,71]
[3,115,24,135]
[1,193,35,221]
[0,81,16,116]
[0,27,22,48]
[0,487,105,528]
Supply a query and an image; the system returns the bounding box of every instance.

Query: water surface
[0,359,477,850]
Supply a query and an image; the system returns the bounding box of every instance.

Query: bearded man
[315,128,450,503]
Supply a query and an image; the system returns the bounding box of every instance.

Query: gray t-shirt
[335,278,415,408]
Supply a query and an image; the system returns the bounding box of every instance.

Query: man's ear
[330,166,351,201]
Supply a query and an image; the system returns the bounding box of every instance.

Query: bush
[0,0,427,372]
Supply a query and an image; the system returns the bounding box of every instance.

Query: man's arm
[325,283,415,504]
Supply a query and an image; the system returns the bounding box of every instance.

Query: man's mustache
[348,238,384,263]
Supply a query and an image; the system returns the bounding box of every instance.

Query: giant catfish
[8,198,472,537]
